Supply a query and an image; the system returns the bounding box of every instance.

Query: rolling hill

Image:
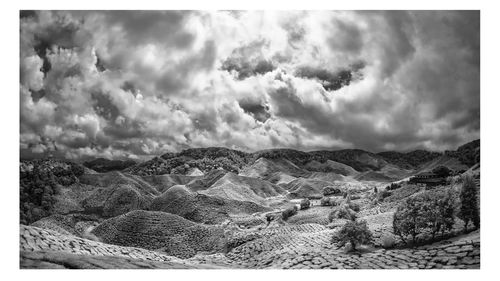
[91,210,226,258]
[200,172,286,205]
[150,185,269,224]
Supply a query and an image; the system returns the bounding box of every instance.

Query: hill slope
[92,210,226,258]
[150,185,269,224]
[200,172,286,205]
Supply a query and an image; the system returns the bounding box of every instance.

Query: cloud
[19,10,480,160]
[294,63,365,91]
[220,40,276,80]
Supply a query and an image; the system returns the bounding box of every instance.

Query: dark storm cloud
[294,63,364,92]
[238,100,271,123]
[91,91,121,121]
[220,40,276,80]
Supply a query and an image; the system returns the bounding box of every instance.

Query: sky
[19,10,480,160]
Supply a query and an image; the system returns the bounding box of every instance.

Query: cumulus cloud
[19,10,480,160]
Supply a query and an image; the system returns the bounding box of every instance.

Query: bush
[377,190,392,201]
[348,202,360,212]
[342,190,350,199]
[320,197,331,206]
[300,198,311,210]
[323,186,342,196]
[322,197,340,207]
[350,194,361,200]
[334,220,373,251]
[393,189,456,244]
[328,204,357,222]
[282,206,298,220]
[386,183,401,191]
[458,175,480,231]
[381,234,395,249]
[432,166,452,177]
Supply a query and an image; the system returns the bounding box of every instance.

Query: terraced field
[21,215,480,269]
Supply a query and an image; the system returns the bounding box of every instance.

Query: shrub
[393,189,456,244]
[334,220,373,251]
[323,186,342,196]
[458,175,480,231]
[320,197,331,206]
[330,198,340,206]
[282,206,298,220]
[348,202,360,212]
[342,190,350,199]
[377,190,392,201]
[300,198,311,210]
[432,166,452,177]
[350,194,361,200]
[328,204,357,222]
[386,182,401,191]
[381,234,396,249]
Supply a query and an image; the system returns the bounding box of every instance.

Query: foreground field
[20,224,479,269]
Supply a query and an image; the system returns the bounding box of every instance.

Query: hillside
[304,160,359,176]
[91,210,226,258]
[377,150,442,169]
[83,158,136,173]
[284,178,334,198]
[200,172,286,205]
[417,155,469,173]
[239,157,310,179]
[445,139,480,167]
[150,185,269,224]
[20,138,481,269]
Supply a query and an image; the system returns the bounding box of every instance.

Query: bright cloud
[19,10,480,160]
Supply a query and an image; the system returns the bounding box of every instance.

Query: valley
[19,139,480,269]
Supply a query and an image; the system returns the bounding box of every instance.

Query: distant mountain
[445,139,480,167]
[308,149,389,172]
[377,150,442,169]
[115,140,480,179]
[378,139,479,170]
[83,158,136,173]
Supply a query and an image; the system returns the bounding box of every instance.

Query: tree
[323,186,342,196]
[432,166,452,177]
[335,220,372,251]
[459,175,480,231]
[300,198,311,209]
[328,204,357,222]
[393,196,423,244]
[282,206,298,220]
[320,197,331,206]
[393,189,456,244]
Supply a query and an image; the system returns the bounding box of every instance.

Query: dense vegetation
[20,160,84,224]
[300,198,311,210]
[83,158,136,173]
[432,166,452,177]
[328,201,359,222]
[393,189,456,244]
[333,220,373,251]
[459,175,480,231]
[445,139,480,167]
[378,150,442,169]
[282,205,298,220]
